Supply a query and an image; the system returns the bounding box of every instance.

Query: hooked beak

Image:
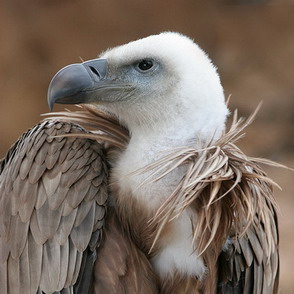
[47,58,134,111]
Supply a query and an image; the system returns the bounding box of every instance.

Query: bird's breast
[111,139,207,281]
[113,144,185,210]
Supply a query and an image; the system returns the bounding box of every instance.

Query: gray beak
[47,58,133,111]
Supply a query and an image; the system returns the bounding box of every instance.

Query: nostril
[89,66,100,78]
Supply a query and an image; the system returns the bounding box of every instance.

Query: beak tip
[47,85,56,111]
[48,101,54,112]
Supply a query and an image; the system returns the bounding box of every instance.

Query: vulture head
[48,32,229,144]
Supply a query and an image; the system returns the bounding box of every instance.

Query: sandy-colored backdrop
[1,0,293,292]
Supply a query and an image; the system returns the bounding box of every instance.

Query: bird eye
[137,59,154,71]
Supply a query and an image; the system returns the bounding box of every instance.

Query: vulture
[0,32,282,293]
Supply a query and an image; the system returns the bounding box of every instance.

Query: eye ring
[137,59,154,71]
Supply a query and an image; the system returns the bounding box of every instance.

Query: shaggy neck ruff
[45,104,281,291]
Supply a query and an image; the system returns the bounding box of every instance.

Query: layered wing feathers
[217,210,279,294]
[0,121,108,293]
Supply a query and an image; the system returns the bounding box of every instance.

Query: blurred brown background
[0,0,293,292]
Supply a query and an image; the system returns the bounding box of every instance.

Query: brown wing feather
[93,208,159,294]
[0,121,108,293]
[217,204,279,294]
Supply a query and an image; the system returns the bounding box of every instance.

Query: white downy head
[99,32,229,144]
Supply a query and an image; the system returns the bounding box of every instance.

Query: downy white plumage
[101,32,228,279]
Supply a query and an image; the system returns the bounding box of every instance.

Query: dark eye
[137,59,154,71]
